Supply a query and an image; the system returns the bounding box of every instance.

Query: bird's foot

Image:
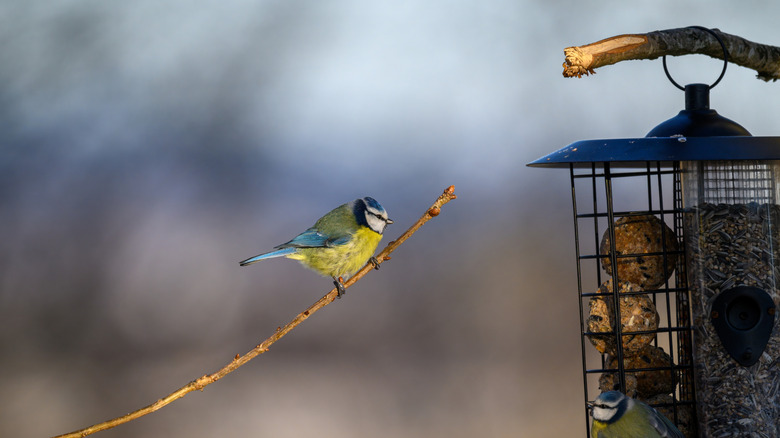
[369,256,381,270]
[333,277,346,298]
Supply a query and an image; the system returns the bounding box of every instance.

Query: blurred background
[2,1,779,437]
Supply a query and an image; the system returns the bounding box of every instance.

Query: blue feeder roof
[527,84,780,168]
[527,136,780,168]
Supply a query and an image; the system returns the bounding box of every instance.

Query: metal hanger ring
[663,26,729,91]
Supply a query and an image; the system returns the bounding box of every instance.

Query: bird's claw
[333,277,346,298]
[369,256,381,270]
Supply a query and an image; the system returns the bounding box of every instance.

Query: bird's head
[355,197,393,234]
[590,391,630,424]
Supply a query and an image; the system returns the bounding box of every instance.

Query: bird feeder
[528,28,780,438]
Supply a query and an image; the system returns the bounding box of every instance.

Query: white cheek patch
[366,214,387,234]
[592,406,617,422]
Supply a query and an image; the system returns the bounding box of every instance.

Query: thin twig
[51,185,457,438]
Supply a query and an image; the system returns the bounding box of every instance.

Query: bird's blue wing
[645,403,684,438]
[276,228,351,249]
[239,228,352,267]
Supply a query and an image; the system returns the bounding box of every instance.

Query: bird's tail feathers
[239,247,297,266]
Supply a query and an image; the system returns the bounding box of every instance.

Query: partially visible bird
[240,197,393,296]
[590,391,684,438]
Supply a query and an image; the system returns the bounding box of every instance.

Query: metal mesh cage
[570,162,697,437]
[694,161,777,205]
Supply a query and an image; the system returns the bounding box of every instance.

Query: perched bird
[240,197,393,296]
[590,391,684,438]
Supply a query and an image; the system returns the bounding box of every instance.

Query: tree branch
[563,27,780,81]
[51,185,458,438]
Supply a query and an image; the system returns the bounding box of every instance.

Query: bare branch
[563,27,780,82]
[51,186,458,438]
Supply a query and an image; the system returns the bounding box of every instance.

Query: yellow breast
[591,420,607,437]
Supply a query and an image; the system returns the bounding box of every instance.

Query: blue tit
[240,197,393,296]
[590,391,683,438]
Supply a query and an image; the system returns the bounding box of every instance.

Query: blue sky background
[2,1,779,437]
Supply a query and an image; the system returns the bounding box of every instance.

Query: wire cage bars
[570,162,696,437]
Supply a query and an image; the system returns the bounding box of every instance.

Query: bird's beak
[386,218,394,224]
